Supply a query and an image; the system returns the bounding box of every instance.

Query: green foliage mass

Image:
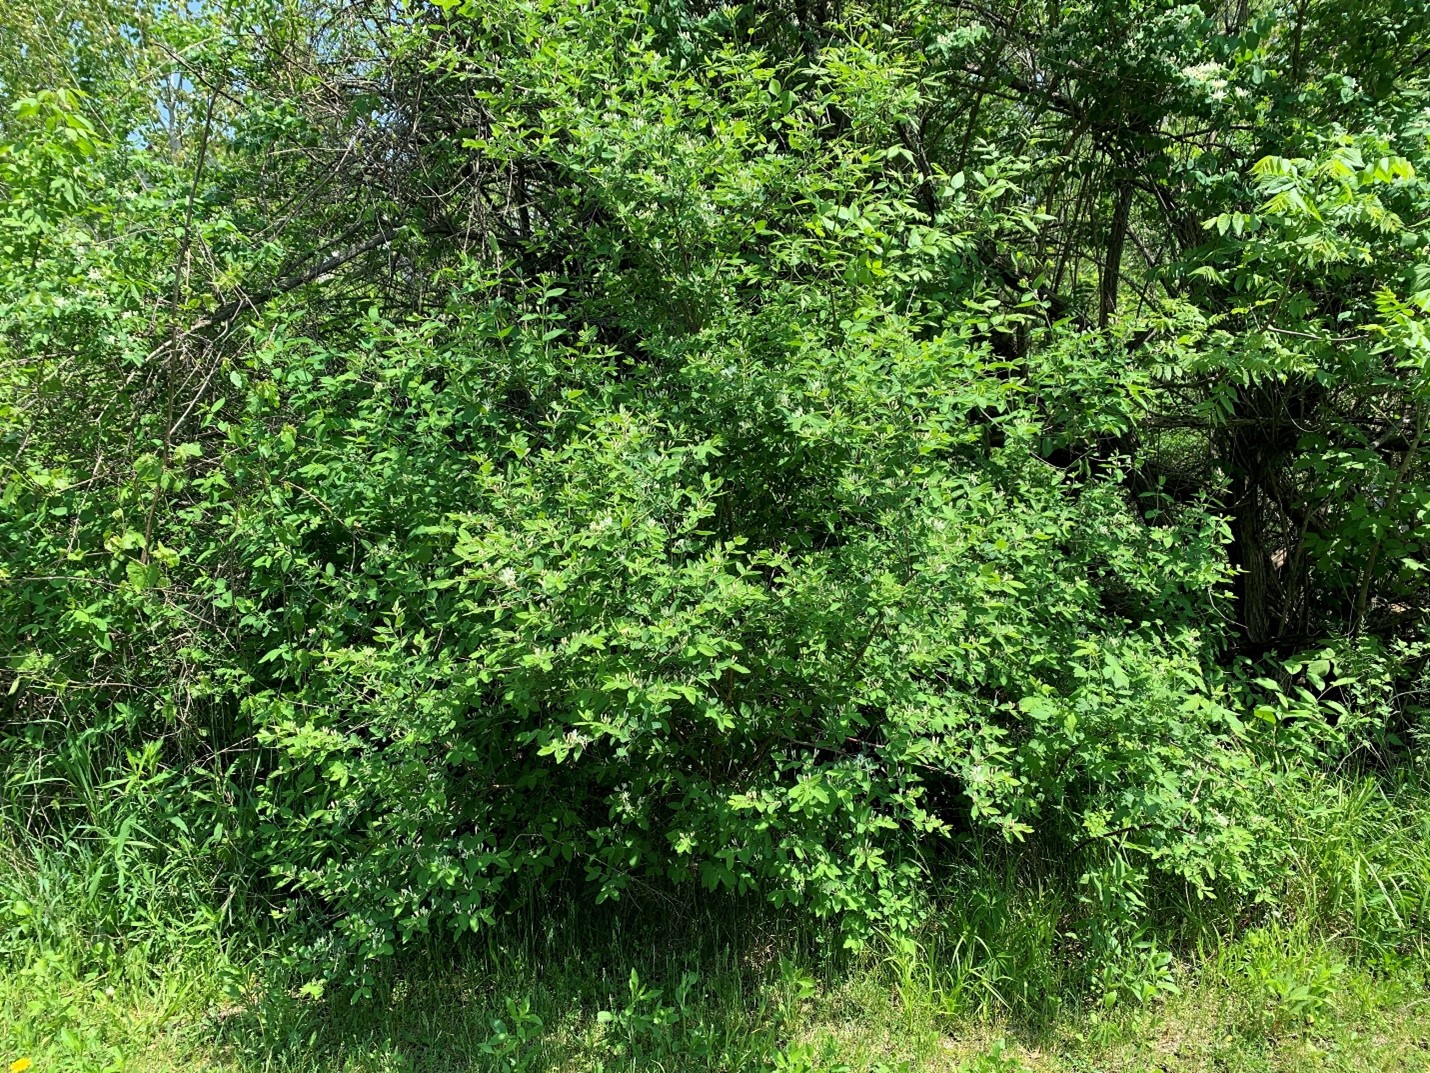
[2,0,1428,988]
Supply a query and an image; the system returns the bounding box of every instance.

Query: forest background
[2,0,1430,1068]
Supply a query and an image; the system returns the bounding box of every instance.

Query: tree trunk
[1099,179,1132,330]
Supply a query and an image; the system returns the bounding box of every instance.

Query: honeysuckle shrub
[221,295,1261,968]
[7,0,1427,987]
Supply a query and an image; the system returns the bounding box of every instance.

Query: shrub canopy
[2,0,1428,981]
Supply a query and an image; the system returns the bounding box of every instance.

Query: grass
[3,771,1429,1072]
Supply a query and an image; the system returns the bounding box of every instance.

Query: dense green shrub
[3,0,1428,986]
